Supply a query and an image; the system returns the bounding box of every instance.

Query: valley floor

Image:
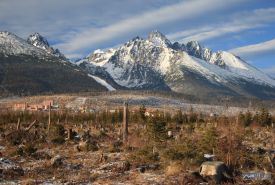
[0,93,274,184]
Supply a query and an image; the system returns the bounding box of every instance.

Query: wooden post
[47,103,51,133]
[16,118,21,130]
[122,101,129,144]
[67,128,73,140]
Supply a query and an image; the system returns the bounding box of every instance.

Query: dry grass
[0,97,274,184]
[166,162,184,176]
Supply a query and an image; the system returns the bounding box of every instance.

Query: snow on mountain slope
[210,51,275,86]
[0,31,46,56]
[148,30,172,47]
[27,33,50,50]
[77,30,275,98]
[88,74,115,91]
[27,33,67,60]
[98,37,170,90]
[0,31,109,95]
[0,31,70,64]
[87,49,115,66]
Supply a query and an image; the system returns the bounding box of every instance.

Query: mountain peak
[0,31,13,36]
[27,32,67,60]
[148,30,172,47]
[186,40,201,50]
[186,41,213,61]
[0,31,48,56]
[27,32,50,50]
[131,36,143,42]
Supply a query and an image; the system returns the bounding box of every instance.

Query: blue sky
[0,0,275,76]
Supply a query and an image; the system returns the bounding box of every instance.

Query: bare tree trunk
[123,101,129,144]
[47,103,51,133]
[67,128,73,140]
[16,118,21,130]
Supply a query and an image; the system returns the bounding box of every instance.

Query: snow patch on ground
[88,74,116,91]
[65,97,87,109]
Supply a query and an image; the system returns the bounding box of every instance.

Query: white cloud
[229,39,275,57]
[56,0,248,55]
[167,8,275,43]
[0,0,172,39]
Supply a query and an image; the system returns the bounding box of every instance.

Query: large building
[13,100,55,111]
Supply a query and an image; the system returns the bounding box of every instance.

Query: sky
[0,0,275,77]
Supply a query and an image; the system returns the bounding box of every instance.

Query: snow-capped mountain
[0,31,67,60]
[0,31,47,57]
[27,33,67,60]
[148,30,172,47]
[78,30,275,99]
[1,30,274,99]
[0,31,107,96]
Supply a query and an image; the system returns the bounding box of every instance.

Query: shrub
[108,140,123,153]
[161,148,184,161]
[24,143,37,156]
[16,147,24,156]
[5,130,36,145]
[78,140,98,152]
[238,111,253,127]
[130,147,159,164]
[48,124,65,144]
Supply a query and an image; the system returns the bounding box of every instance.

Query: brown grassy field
[0,94,274,184]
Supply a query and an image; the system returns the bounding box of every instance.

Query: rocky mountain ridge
[77,31,275,99]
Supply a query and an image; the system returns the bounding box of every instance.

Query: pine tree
[238,111,252,127]
[139,104,147,125]
[259,108,272,126]
[147,117,167,143]
[174,110,183,124]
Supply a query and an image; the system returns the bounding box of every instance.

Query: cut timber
[25,120,37,131]
[5,120,38,145]
[122,101,129,144]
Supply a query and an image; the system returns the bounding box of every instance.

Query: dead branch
[25,120,37,132]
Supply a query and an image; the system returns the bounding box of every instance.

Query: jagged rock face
[0,31,46,56]
[27,33,67,60]
[101,37,170,90]
[77,30,275,98]
[0,31,67,61]
[209,52,227,68]
[148,30,172,47]
[186,41,212,61]
[171,42,186,51]
[27,33,50,50]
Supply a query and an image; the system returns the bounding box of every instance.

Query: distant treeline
[0,105,273,128]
